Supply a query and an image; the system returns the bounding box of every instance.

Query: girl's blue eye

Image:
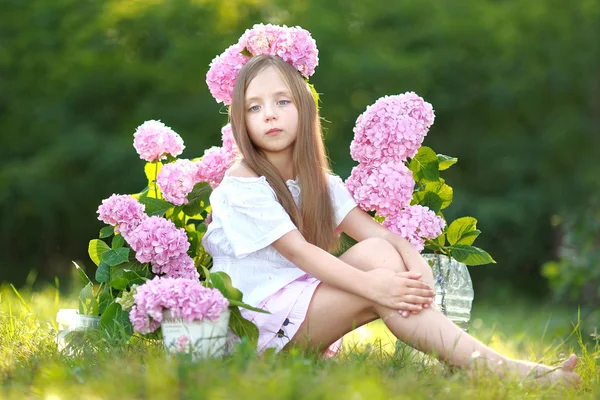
[277,100,290,106]
[248,105,260,112]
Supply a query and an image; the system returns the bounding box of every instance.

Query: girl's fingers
[403,295,434,304]
[396,302,421,311]
[405,279,432,290]
[408,288,436,298]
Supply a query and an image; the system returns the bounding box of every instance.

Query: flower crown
[206,24,319,105]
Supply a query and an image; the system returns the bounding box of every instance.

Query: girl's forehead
[246,67,291,98]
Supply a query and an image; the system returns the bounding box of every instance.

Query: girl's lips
[266,129,282,136]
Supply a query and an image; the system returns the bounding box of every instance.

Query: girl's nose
[263,104,277,121]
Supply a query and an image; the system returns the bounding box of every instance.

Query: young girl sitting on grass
[202,27,579,387]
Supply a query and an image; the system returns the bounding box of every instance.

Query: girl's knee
[350,237,407,272]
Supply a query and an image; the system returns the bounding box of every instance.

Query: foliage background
[1,0,599,304]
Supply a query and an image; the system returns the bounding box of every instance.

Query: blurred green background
[1,0,599,306]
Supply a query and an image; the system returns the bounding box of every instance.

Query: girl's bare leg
[288,238,580,386]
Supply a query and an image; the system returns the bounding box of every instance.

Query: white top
[202,174,358,307]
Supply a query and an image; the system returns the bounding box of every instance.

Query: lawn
[1,281,598,399]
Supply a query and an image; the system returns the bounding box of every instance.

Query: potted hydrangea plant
[61,120,264,356]
[346,92,496,330]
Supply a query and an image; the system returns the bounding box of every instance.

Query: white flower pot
[55,308,101,354]
[161,309,230,360]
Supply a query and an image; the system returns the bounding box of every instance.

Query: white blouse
[202,174,358,307]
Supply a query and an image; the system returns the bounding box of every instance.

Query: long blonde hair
[229,55,339,252]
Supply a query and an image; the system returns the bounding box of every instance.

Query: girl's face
[244,66,299,157]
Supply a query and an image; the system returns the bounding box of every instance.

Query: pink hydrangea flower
[345,161,415,217]
[196,146,236,189]
[126,216,190,267]
[206,43,250,105]
[350,93,435,163]
[383,205,446,252]
[240,24,319,78]
[221,123,237,154]
[97,194,147,237]
[133,120,185,162]
[153,255,200,281]
[206,24,319,104]
[129,276,229,334]
[156,159,200,206]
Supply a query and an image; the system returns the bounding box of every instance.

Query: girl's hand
[365,269,435,317]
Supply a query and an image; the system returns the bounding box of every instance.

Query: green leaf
[99,226,114,239]
[95,262,110,283]
[228,299,270,314]
[138,196,173,217]
[72,261,91,285]
[431,232,446,247]
[111,234,124,249]
[448,244,496,266]
[100,302,133,336]
[210,272,243,302]
[422,181,453,210]
[144,161,163,199]
[456,229,481,246]
[78,283,99,316]
[229,306,259,346]
[446,217,478,246]
[101,248,130,267]
[409,146,439,183]
[411,191,443,213]
[98,292,112,314]
[182,182,212,217]
[88,239,111,267]
[110,261,151,289]
[437,154,458,171]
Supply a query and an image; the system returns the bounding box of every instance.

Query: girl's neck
[263,151,295,182]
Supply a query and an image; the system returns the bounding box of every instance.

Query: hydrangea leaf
[228,299,270,314]
[101,247,130,267]
[229,306,259,346]
[72,261,91,285]
[111,234,124,250]
[446,217,478,246]
[456,229,481,246]
[99,226,114,239]
[412,191,443,214]
[210,271,243,302]
[448,244,496,266]
[88,239,111,267]
[437,154,458,171]
[144,161,163,199]
[409,146,440,183]
[183,182,212,217]
[423,181,453,210]
[78,283,98,316]
[95,261,110,283]
[138,196,173,217]
[100,302,133,336]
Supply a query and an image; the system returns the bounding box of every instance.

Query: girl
[202,54,579,386]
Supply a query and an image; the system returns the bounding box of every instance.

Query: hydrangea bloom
[240,24,318,78]
[350,93,435,163]
[345,161,415,217]
[206,24,319,105]
[126,216,190,267]
[153,255,200,281]
[196,146,235,188]
[129,276,229,334]
[206,43,250,105]
[156,159,200,206]
[97,194,147,236]
[133,120,185,162]
[221,123,237,154]
[383,205,446,252]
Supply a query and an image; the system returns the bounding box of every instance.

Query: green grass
[1,283,598,399]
